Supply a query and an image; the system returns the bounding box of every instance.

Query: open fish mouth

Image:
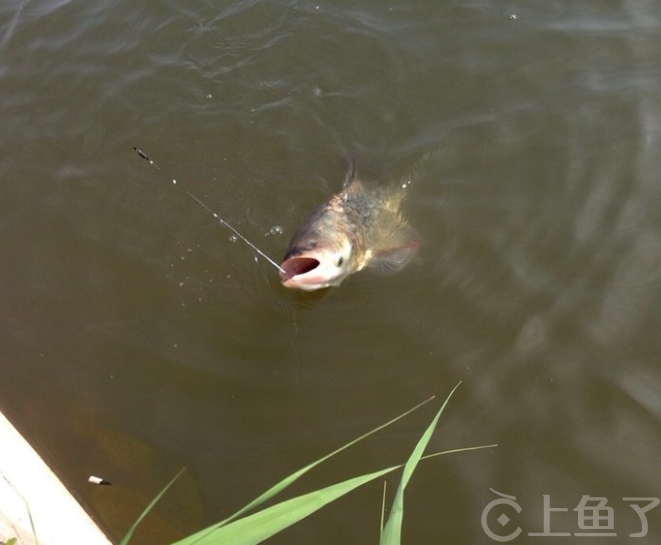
[279,256,321,282]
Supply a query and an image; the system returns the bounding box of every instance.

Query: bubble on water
[267,225,283,236]
[172,179,177,185]
[179,282,184,288]
[509,13,518,20]
[205,93,213,99]
[229,235,238,243]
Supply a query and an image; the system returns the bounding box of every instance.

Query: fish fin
[342,153,357,187]
[368,225,419,275]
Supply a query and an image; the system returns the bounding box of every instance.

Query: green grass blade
[171,464,402,545]
[380,481,387,533]
[183,396,435,544]
[380,382,462,545]
[118,468,186,545]
[422,443,498,461]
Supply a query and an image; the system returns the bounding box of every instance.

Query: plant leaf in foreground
[178,396,435,544]
[118,468,186,545]
[118,387,497,545]
[171,442,496,545]
[380,382,461,545]
[170,465,400,545]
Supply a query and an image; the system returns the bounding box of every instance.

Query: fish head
[279,211,359,291]
[279,238,356,291]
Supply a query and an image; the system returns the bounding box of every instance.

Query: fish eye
[336,256,344,267]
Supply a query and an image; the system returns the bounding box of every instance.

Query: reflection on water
[1,0,661,543]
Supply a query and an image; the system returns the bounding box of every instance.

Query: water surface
[1,0,661,543]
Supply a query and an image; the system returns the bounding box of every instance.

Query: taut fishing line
[132,147,284,273]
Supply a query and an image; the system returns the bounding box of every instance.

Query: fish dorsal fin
[368,222,419,275]
[342,153,357,187]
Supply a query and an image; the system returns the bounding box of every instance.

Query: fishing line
[133,146,285,273]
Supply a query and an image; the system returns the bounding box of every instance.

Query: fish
[279,159,419,290]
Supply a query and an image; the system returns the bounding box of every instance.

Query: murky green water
[2,0,661,543]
